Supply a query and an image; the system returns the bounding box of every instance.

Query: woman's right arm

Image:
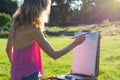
[6,27,13,64]
[33,28,85,60]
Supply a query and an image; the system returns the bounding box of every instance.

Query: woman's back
[11,25,43,80]
[13,25,35,49]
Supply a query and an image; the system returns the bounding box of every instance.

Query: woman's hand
[73,34,86,46]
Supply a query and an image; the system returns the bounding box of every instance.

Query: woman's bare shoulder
[30,26,46,42]
[31,26,42,34]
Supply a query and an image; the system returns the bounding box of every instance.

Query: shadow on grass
[0,74,7,77]
[99,70,105,75]
[0,62,6,65]
[0,34,8,38]
[0,30,74,38]
[105,56,120,62]
[45,30,74,36]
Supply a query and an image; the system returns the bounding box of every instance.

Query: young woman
[6,0,85,80]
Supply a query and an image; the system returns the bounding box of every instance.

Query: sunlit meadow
[0,23,120,80]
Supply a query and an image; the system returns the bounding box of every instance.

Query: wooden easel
[44,32,101,80]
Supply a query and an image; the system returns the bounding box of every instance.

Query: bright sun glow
[116,0,120,2]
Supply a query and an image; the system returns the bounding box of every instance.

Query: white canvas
[72,32,99,76]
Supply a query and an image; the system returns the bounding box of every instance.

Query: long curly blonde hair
[12,0,51,30]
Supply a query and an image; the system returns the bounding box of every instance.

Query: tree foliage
[68,0,120,25]
[49,0,74,26]
[0,0,17,31]
[94,0,120,21]
[0,13,12,30]
[0,0,120,27]
[0,0,18,16]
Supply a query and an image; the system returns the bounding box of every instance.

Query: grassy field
[0,35,120,80]
[0,24,120,80]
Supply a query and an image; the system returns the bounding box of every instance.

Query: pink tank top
[11,28,43,80]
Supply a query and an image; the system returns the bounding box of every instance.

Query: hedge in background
[0,13,12,31]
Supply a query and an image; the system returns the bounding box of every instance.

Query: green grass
[0,38,11,80]
[0,35,120,80]
[98,36,120,80]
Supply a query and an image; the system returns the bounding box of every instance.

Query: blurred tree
[94,0,120,22]
[0,13,12,31]
[80,0,95,23]
[0,0,18,16]
[71,0,120,24]
[49,0,82,26]
[50,0,71,26]
[70,0,96,24]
